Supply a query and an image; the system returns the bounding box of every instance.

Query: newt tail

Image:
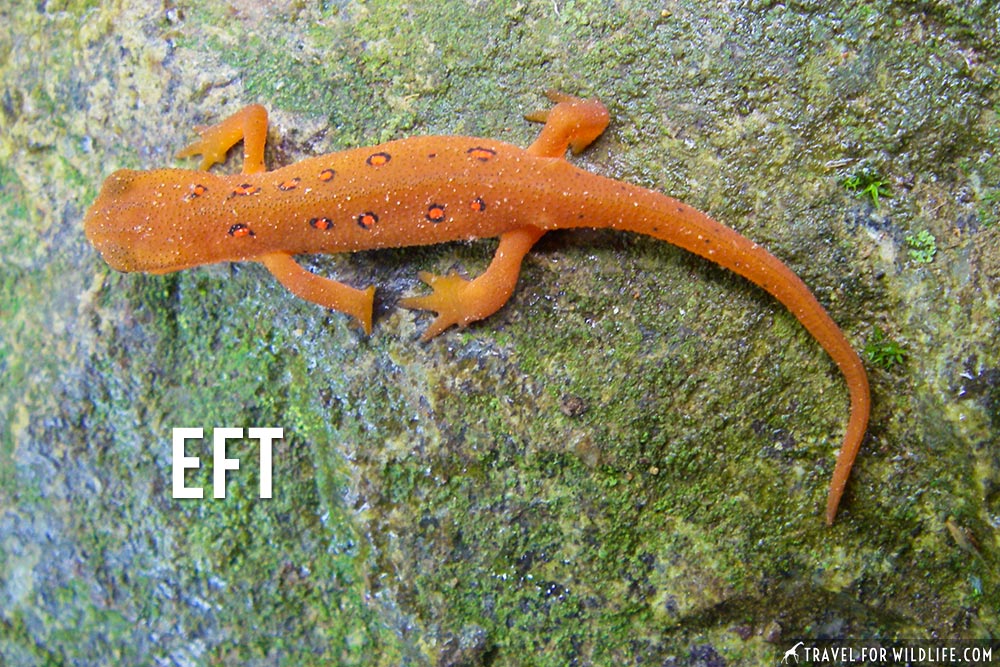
[520,93,870,524]
[603,184,870,524]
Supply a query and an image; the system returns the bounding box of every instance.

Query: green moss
[960,103,1000,228]
[979,191,1000,227]
[36,0,102,12]
[905,229,938,264]
[843,169,891,207]
[865,326,907,369]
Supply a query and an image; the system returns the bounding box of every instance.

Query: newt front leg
[176,104,376,332]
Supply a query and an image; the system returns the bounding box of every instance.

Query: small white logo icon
[782,641,805,664]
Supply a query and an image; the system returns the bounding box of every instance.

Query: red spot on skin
[184,183,208,201]
[278,177,300,191]
[228,223,254,238]
[309,217,333,230]
[467,147,496,162]
[470,197,487,212]
[426,204,446,223]
[319,168,336,182]
[366,152,391,167]
[232,183,260,196]
[357,212,379,229]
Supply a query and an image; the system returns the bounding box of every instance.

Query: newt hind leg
[524,91,610,158]
[400,226,545,340]
[176,104,269,174]
[401,92,608,339]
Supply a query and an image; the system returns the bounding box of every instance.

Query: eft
[83,92,870,524]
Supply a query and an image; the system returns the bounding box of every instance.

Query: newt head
[84,168,239,274]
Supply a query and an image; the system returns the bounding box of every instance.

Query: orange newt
[83,92,870,524]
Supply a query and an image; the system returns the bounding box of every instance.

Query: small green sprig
[905,230,937,264]
[843,170,891,207]
[865,326,907,369]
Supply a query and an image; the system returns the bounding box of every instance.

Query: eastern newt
[83,92,870,524]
